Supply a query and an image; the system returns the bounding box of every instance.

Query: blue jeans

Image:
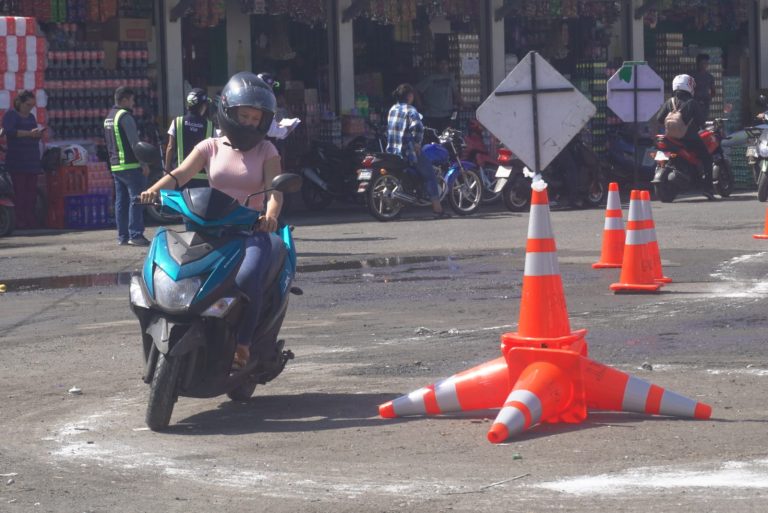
[234,232,272,346]
[415,151,439,201]
[113,168,147,242]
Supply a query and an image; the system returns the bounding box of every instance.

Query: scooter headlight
[758,138,768,158]
[129,275,150,309]
[153,267,202,309]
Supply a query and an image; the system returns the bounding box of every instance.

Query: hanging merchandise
[193,0,226,28]
[267,0,326,26]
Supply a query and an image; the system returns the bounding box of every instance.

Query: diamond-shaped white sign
[476,51,596,172]
[607,62,664,123]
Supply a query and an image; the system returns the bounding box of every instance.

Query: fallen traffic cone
[640,190,672,283]
[501,182,587,354]
[753,207,768,240]
[583,358,711,419]
[488,348,587,443]
[610,190,662,293]
[592,182,625,269]
[379,357,511,418]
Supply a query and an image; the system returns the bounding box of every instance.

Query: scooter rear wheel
[0,205,15,237]
[502,174,531,212]
[145,353,182,431]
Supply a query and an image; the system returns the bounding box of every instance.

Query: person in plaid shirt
[386,83,448,218]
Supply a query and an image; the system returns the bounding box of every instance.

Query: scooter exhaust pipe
[301,168,329,191]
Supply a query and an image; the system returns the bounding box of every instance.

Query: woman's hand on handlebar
[257,214,278,233]
[139,190,159,204]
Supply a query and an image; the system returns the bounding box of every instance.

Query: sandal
[432,210,452,219]
[231,345,250,371]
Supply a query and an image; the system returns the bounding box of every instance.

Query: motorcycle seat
[374,153,409,171]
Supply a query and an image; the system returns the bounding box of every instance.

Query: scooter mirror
[270,173,303,194]
[133,141,162,166]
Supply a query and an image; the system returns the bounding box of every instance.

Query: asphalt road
[1,192,768,512]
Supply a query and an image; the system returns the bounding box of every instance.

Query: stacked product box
[448,34,481,106]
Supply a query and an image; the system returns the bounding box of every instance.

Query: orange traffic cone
[501,183,587,354]
[592,182,624,269]
[753,207,768,240]
[378,357,511,418]
[610,190,662,293]
[582,358,711,419]
[487,348,587,443]
[640,190,672,283]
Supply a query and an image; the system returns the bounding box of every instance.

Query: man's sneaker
[118,240,128,246]
[127,235,151,247]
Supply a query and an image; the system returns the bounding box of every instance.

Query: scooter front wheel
[0,205,15,237]
[654,181,677,203]
[145,353,182,431]
[758,172,768,202]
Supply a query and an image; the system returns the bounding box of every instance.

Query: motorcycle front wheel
[367,174,403,221]
[758,172,768,202]
[713,160,734,198]
[145,353,182,431]
[300,169,334,210]
[480,165,502,204]
[0,205,15,237]
[447,169,482,215]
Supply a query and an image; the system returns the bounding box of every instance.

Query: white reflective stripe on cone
[528,205,554,239]
[627,200,646,222]
[659,389,697,417]
[621,376,651,413]
[391,387,430,416]
[507,389,543,424]
[604,217,624,230]
[607,191,621,211]
[433,378,462,412]
[625,228,653,246]
[524,251,560,277]
[492,406,527,436]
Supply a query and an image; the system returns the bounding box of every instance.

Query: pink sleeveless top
[194,137,279,208]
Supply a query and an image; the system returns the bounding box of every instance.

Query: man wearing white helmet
[655,74,714,200]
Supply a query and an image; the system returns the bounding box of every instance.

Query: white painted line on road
[77,320,136,330]
[534,460,768,496]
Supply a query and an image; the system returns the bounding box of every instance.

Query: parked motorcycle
[495,132,607,212]
[356,127,483,221]
[745,124,768,201]
[462,120,502,205]
[299,126,385,211]
[606,125,656,187]
[652,117,734,202]
[129,142,303,431]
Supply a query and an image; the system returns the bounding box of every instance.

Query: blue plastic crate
[64,194,114,229]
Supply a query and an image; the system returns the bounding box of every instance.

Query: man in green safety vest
[164,88,213,188]
[103,86,150,246]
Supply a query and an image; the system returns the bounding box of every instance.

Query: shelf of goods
[574,61,608,158]
[449,34,481,106]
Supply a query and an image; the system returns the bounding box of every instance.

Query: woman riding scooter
[140,72,283,371]
[654,74,715,200]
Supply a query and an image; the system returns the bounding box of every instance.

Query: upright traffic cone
[501,183,587,354]
[640,190,672,283]
[610,190,662,293]
[487,348,587,443]
[592,182,625,269]
[753,207,768,239]
[378,357,511,418]
[582,358,712,419]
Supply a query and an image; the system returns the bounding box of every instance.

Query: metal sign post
[607,62,664,187]
[477,51,596,176]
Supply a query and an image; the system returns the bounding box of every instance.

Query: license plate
[358,169,372,181]
[495,166,512,179]
[654,151,669,161]
[747,147,758,158]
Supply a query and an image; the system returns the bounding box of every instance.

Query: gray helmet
[218,72,276,151]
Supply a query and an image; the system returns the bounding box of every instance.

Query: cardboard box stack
[449,34,481,105]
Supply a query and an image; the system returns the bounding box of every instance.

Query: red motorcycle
[462,120,502,205]
[652,118,734,202]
